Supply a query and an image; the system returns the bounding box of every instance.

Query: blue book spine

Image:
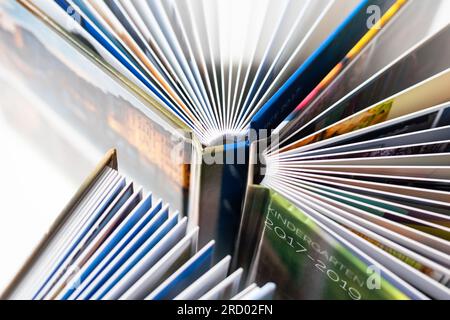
[249,0,396,133]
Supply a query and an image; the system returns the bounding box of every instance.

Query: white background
[0,76,77,294]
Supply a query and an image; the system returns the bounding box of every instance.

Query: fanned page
[25,0,365,145]
[259,6,450,299]
[6,153,274,300]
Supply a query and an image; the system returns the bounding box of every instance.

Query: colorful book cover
[245,186,410,300]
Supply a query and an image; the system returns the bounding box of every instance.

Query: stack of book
[0,0,449,300]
